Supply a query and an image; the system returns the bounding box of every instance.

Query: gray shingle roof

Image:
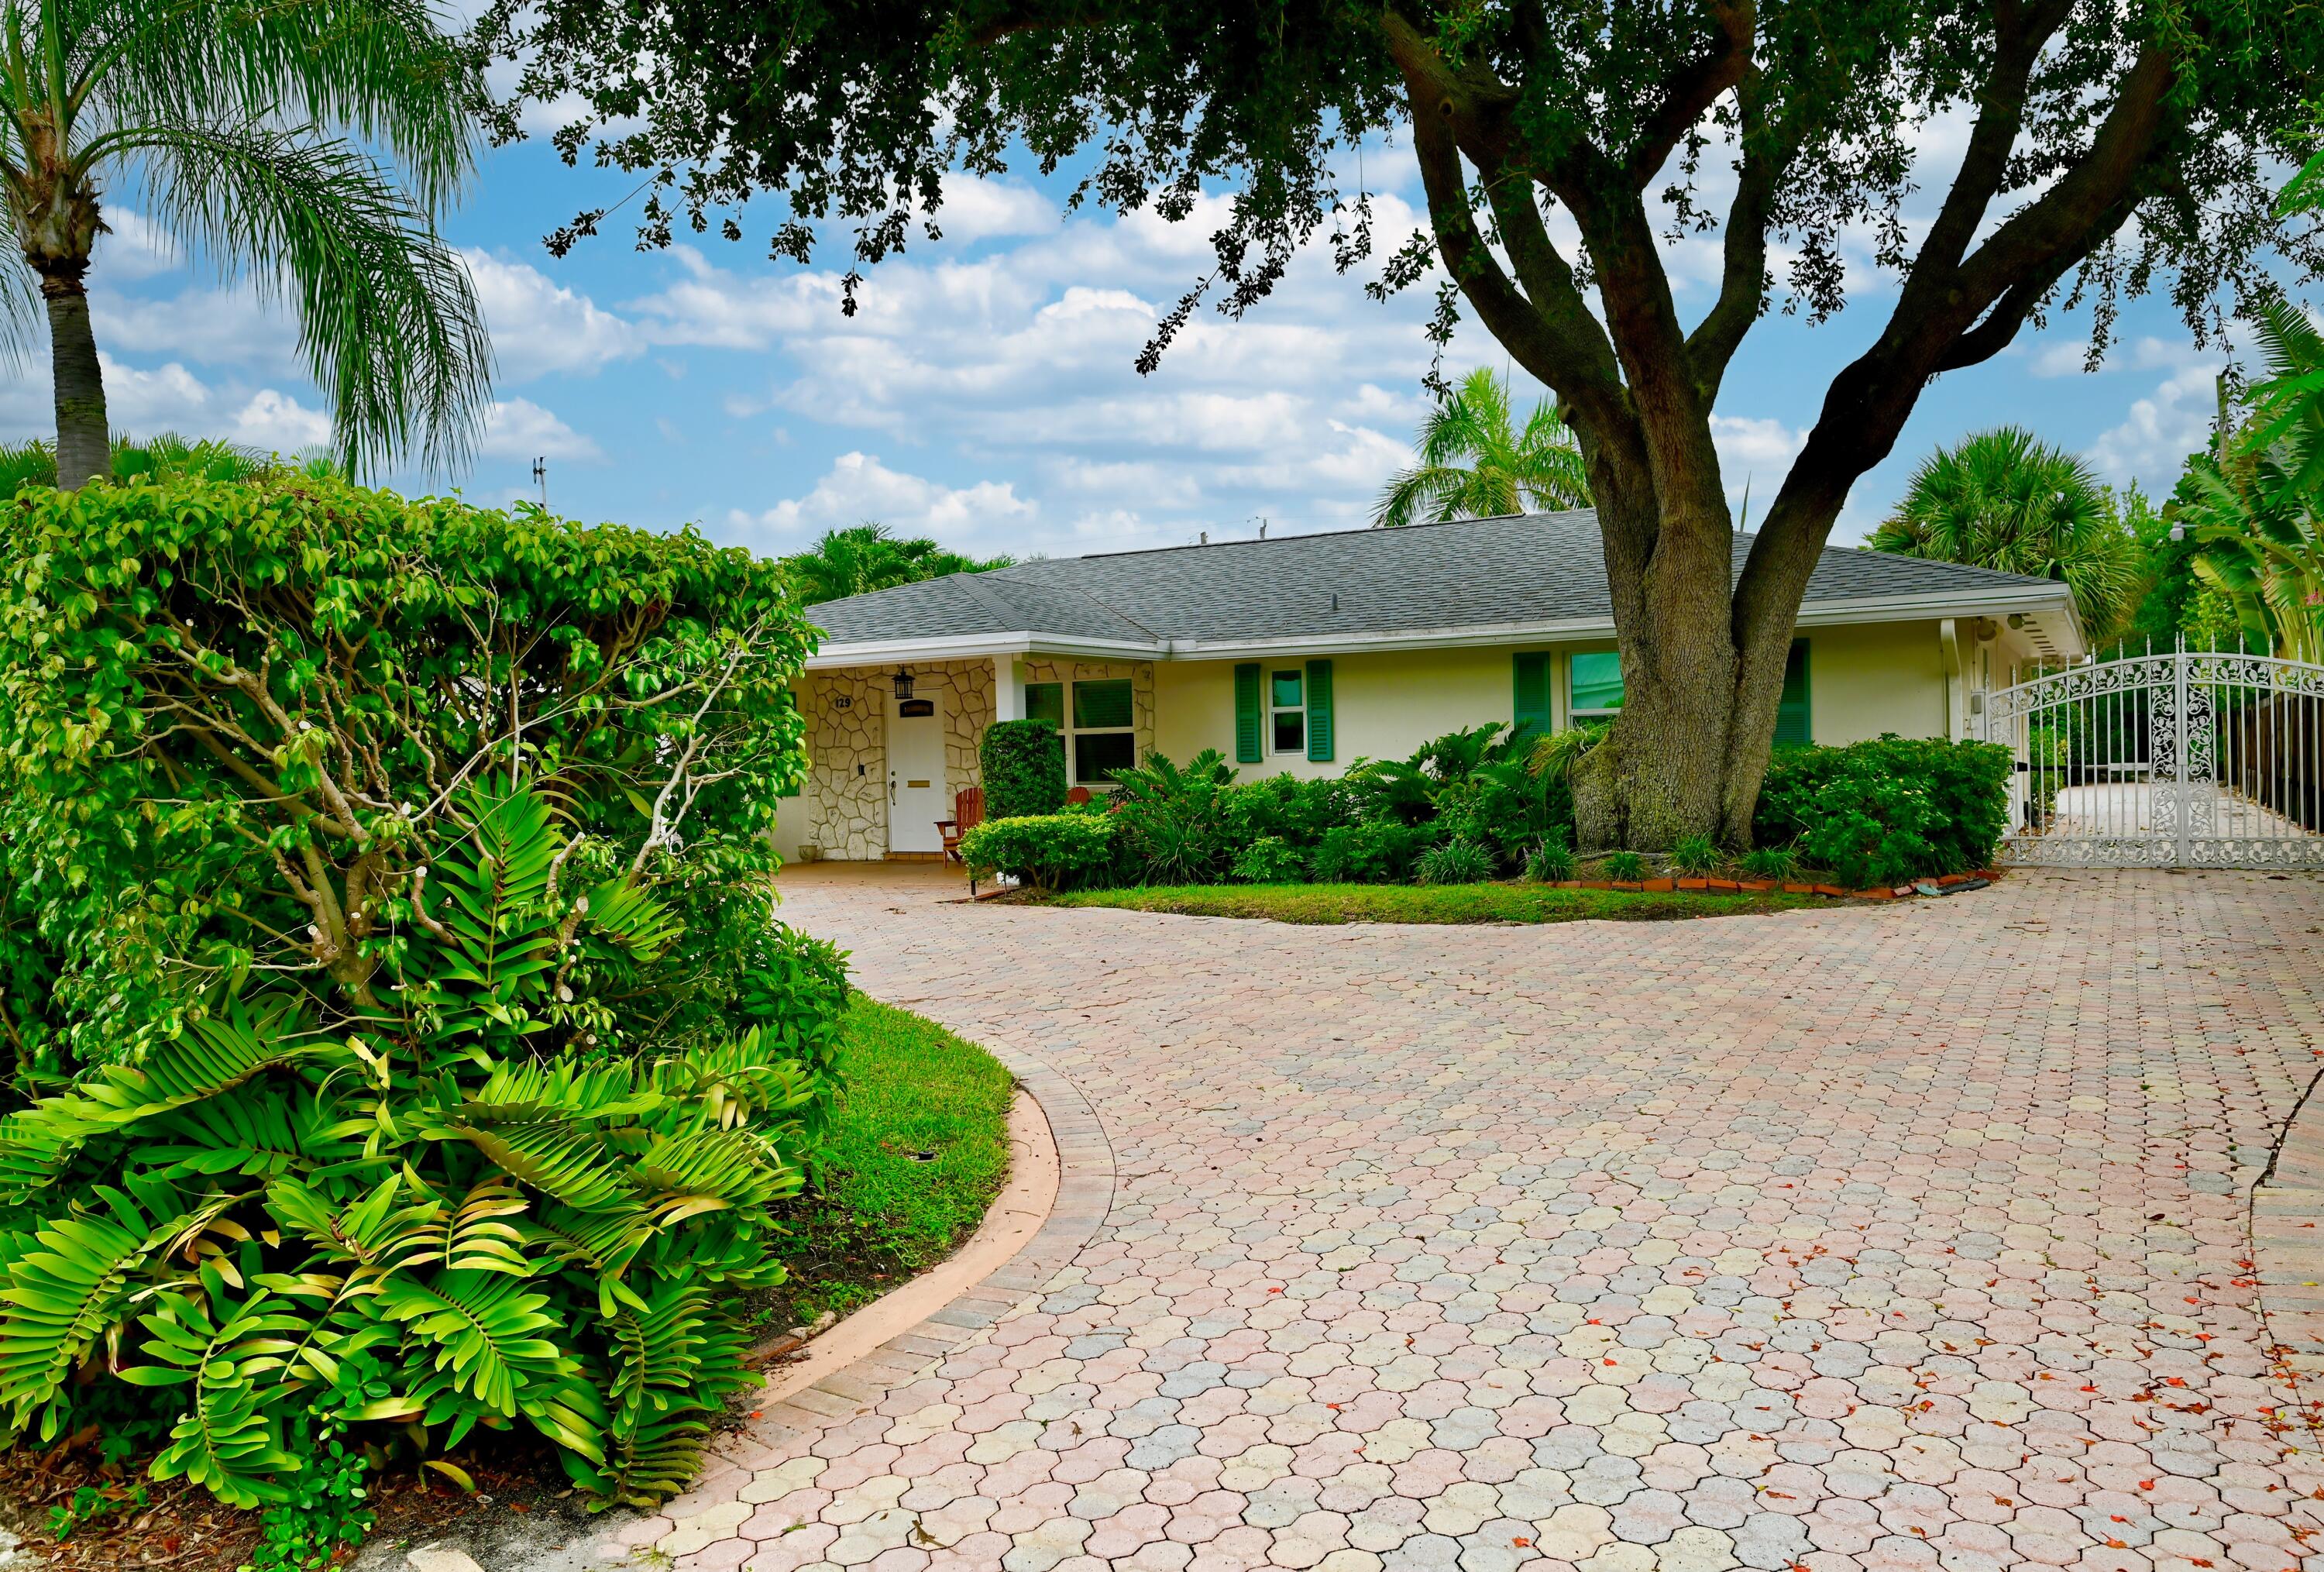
[806,508,2072,652]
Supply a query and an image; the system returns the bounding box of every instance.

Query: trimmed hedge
[957,813,1117,889]
[982,719,1067,820]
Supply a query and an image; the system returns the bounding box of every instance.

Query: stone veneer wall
[797,660,996,860]
[1020,659,1156,768]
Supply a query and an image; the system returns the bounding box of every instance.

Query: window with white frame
[1026,677,1137,784]
[1270,669,1305,754]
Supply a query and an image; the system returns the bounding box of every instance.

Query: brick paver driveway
[637,869,2324,1572]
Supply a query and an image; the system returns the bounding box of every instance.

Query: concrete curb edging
[722,1047,1116,1453]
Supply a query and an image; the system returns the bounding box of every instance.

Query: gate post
[2174,637,2191,866]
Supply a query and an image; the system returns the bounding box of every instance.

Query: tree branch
[1624,0,1755,190]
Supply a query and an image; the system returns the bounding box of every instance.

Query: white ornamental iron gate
[1976,639,2324,869]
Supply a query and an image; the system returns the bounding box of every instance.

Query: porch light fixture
[892,668,916,701]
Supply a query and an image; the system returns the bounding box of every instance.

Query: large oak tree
[481,0,2324,847]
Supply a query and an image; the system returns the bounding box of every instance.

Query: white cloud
[231,388,331,452]
[93,286,304,377]
[1710,414,1807,502]
[462,250,641,382]
[929,175,1057,242]
[2087,361,2224,487]
[91,209,184,284]
[729,452,1037,555]
[103,357,214,432]
[480,397,602,461]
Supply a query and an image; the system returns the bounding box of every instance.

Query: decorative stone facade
[794,660,996,860]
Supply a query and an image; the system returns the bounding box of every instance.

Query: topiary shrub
[1230,835,1308,883]
[981,719,1067,820]
[957,814,1118,890]
[0,474,840,1515]
[1755,735,2010,881]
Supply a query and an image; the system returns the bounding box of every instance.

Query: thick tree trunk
[42,273,108,489]
[1569,449,1834,853]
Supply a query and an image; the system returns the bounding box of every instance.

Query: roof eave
[806,631,1165,669]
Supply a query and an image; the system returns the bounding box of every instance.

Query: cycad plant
[1372,366,1592,528]
[1868,427,2147,640]
[0,0,491,487]
[0,783,839,1508]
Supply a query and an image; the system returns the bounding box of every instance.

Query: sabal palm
[786,521,1013,605]
[1868,427,2146,639]
[1372,366,1591,528]
[0,0,491,489]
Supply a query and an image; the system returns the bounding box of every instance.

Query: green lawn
[1037,881,1817,924]
[763,997,1015,1329]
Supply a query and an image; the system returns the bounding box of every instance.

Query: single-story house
[775,508,2084,861]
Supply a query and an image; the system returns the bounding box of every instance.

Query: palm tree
[784,521,1015,605]
[0,0,491,489]
[1372,366,1591,528]
[1868,427,2147,639]
[2172,301,2324,661]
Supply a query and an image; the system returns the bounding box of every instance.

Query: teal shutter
[1774,638,1811,745]
[1305,659,1334,762]
[1233,662,1263,762]
[1513,652,1552,737]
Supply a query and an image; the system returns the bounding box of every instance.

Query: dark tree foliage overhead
[477,0,2324,847]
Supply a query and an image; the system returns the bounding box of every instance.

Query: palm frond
[128,121,490,476]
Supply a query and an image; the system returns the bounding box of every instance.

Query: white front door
[886,696,946,854]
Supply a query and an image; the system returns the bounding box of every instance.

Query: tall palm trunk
[15,129,108,490]
[40,267,107,489]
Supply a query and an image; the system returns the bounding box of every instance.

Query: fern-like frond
[456,1120,636,1212]
[0,1185,205,1438]
[376,1270,573,1419]
[128,1283,311,1508]
[0,1002,328,1199]
[633,1128,799,1219]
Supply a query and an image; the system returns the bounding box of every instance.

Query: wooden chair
[939,786,984,869]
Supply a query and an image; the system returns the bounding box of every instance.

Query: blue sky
[14,105,2242,563]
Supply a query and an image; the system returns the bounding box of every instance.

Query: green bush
[0,476,839,1513]
[1231,836,1309,883]
[1740,845,1796,881]
[1415,838,1494,886]
[1220,774,1358,849]
[1670,834,1719,875]
[957,814,1117,889]
[1109,749,1238,883]
[980,719,1067,820]
[1755,735,2010,880]
[1602,850,1647,882]
[1310,818,1432,882]
[1525,833,1576,882]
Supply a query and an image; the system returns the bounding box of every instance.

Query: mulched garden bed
[0,1429,593,1572]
